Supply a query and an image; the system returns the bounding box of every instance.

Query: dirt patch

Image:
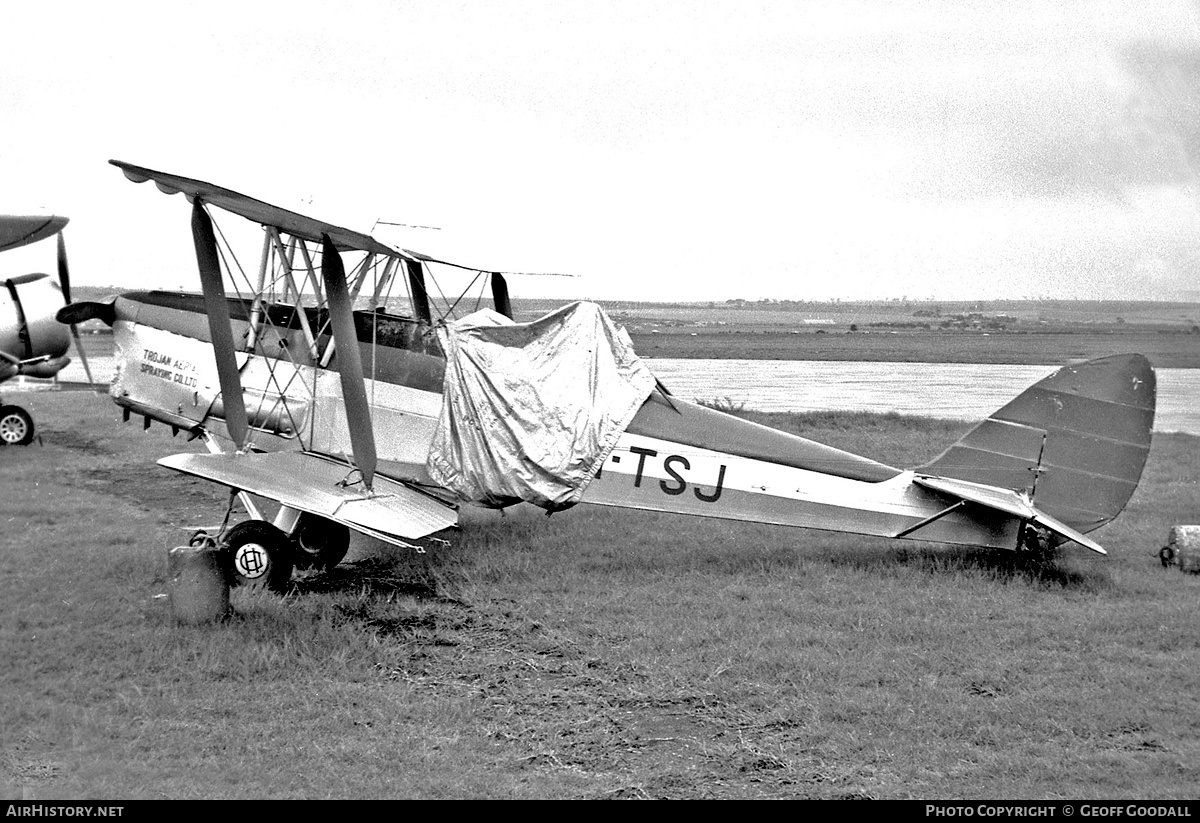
[293,557,444,599]
[1,736,64,800]
[68,464,232,524]
[32,426,115,456]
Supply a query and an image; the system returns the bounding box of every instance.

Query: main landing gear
[222,520,295,592]
[293,511,351,571]
[192,503,351,593]
[0,403,34,445]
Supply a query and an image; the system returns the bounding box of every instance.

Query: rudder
[918,354,1156,535]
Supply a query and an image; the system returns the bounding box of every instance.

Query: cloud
[4,1,1200,300]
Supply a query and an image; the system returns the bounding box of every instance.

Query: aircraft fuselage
[107,290,1029,551]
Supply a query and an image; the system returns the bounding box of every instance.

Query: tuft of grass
[699,396,747,414]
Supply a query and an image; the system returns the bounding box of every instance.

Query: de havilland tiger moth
[55,160,1157,591]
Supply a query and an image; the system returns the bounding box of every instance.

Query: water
[37,354,1200,435]
[647,359,1199,435]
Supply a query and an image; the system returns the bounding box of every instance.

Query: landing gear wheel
[222,520,294,592]
[0,405,34,445]
[293,513,350,570]
[1160,545,1175,569]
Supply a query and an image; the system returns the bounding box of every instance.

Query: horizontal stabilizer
[914,474,1106,554]
[158,451,457,546]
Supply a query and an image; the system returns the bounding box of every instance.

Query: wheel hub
[0,413,28,444]
[233,542,270,579]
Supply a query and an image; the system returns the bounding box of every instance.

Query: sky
[2,0,1200,303]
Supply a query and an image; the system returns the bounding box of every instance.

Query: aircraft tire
[222,520,294,593]
[0,405,34,446]
[293,513,350,570]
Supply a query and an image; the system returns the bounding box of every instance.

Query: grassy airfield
[2,392,1198,799]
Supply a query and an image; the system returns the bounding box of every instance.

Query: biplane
[58,160,1156,591]
[1,215,92,444]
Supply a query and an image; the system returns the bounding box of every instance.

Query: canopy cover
[428,301,656,510]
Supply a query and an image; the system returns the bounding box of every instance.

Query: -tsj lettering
[624,447,726,503]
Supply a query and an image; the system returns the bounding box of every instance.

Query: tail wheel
[0,405,34,446]
[222,520,294,592]
[293,513,350,570]
[1018,523,1049,554]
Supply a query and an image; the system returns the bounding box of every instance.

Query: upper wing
[110,159,574,278]
[110,160,398,257]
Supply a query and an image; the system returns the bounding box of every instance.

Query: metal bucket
[168,545,231,624]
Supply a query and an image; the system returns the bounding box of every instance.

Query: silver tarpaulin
[427,301,656,510]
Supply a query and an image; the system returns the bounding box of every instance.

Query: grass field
[2,392,1199,799]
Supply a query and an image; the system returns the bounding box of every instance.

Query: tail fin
[918,354,1155,535]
